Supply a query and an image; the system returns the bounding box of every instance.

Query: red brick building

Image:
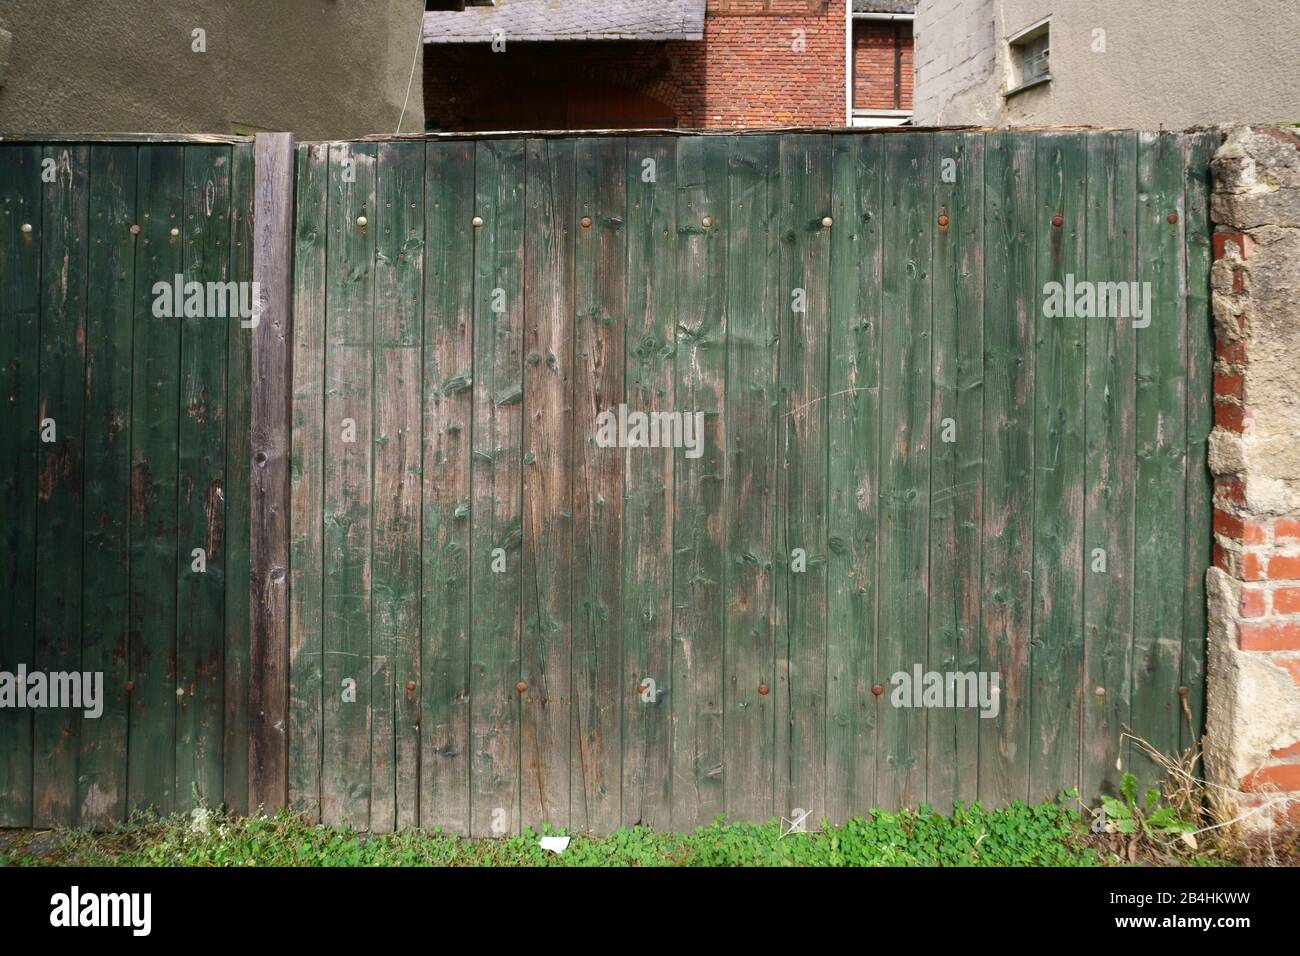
[422,0,914,131]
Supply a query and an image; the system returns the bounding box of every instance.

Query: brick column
[1205,127,1300,827]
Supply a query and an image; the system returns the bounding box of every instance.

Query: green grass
[2,799,1112,867]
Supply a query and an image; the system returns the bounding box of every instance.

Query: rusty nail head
[1168,211,1180,224]
[758,683,769,696]
[515,681,527,694]
[406,680,417,692]
[124,681,135,693]
[937,214,950,228]
[871,683,884,697]
[129,224,141,235]
[580,216,593,228]
[1051,214,1064,228]
[636,682,648,694]
[1178,685,1189,698]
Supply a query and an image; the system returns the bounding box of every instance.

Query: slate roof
[852,1,916,13]
[424,0,707,44]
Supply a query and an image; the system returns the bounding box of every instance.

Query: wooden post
[249,132,295,812]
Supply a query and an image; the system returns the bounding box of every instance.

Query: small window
[1006,20,1051,97]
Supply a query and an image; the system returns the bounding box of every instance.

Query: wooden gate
[285,129,1218,835]
[0,129,1218,832]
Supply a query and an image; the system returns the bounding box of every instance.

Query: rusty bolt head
[636,682,648,695]
[758,683,770,696]
[124,681,135,693]
[515,681,528,694]
[1168,211,1180,224]
[129,224,141,235]
[1051,214,1064,228]
[937,214,949,228]
[472,215,484,227]
[405,680,417,693]
[1177,685,1190,698]
[20,222,33,235]
[580,216,593,228]
[871,683,884,697]
[701,215,714,228]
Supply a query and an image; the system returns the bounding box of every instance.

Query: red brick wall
[852,20,913,111]
[423,0,858,130]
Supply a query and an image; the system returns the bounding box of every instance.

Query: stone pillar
[1205,126,1300,827]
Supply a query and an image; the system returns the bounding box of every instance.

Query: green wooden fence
[0,139,254,828]
[286,129,1217,835]
[0,129,1217,833]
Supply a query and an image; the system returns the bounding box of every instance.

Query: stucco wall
[0,0,425,138]
[915,0,1300,129]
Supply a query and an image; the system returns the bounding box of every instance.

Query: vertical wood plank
[876,132,933,811]
[420,141,475,836]
[128,144,184,816]
[176,145,231,810]
[1132,131,1188,784]
[1029,133,1087,801]
[670,135,728,830]
[927,131,984,812]
[571,137,626,834]
[777,134,832,824]
[1181,131,1217,755]
[288,142,328,818]
[33,144,89,826]
[522,137,575,831]
[826,132,882,822]
[722,134,780,826]
[470,138,525,837]
[321,141,375,828]
[224,140,254,815]
[0,145,43,826]
[620,137,675,830]
[371,140,425,832]
[78,144,137,827]
[250,132,295,814]
[977,132,1035,807]
[1081,132,1138,802]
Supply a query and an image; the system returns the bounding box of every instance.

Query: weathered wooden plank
[469,138,525,837]
[288,142,328,818]
[176,145,231,810]
[670,135,727,831]
[1081,131,1138,803]
[33,145,90,826]
[722,134,780,826]
[127,144,184,816]
[977,132,1035,807]
[0,145,43,827]
[570,137,626,834]
[926,131,984,812]
[825,132,882,822]
[1029,133,1087,802]
[420,141,475,836]
[250,132,296,814]
[876,132,933,811]
[77,145,137,827]
[224,140,254,815]
[1181,131,1217,755]
[371,140,424,831]
[1131,131,1188,783]
[777,134,832,825]
[522,137,576,831]
[321,141,376,828]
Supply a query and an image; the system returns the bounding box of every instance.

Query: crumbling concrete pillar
[1205,126,1300,828]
